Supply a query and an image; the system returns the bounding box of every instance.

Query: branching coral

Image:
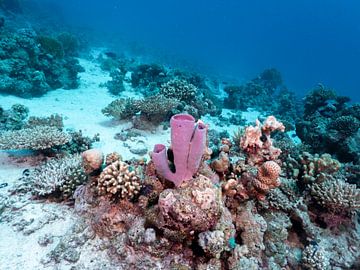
[25,114,64,130]
[96,160,142,200]
[0,126,70,150]
[299,152,341,184]
[311,178,360,212]
[24,155,87,198]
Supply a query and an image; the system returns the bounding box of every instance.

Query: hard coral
[302,244,330,270]
[299,152,341,184]
[102,95,180,124]
[0,125,70,150]
[240,116,284,165]
[96,160,142,200]
[150,175,221,241]
[24,155,87,199]
[311,178,360,212]
[160,79,197,102]
[253,161,281,200]
[0,104,29,131]
[81,149,104,174]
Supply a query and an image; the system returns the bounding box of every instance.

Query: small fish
[104,52,117,59]
[0,183,8,189]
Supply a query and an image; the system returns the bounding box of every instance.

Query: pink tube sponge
[151,114,207,187]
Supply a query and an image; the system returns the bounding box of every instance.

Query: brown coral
[105,152,122,166]
[211,151,230,174]
[96,160,142,200]
[300,152,341,184]
[311,178,360,212]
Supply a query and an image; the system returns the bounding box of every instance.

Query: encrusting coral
[0,125,70,150]
[96,160,142,200]
[147,175,222,242]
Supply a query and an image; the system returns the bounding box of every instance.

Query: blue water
[30,1,360,101]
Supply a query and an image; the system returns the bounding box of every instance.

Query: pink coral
[253,161,281,200]
[151,114,207,187]
[240,116,284,165]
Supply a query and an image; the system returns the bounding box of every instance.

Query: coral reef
[296,84,360,163]
[2,109,360,270]
[224,69,283,110]
[0,125,70,150]
[22,155,87,199]
[240,116,285,165]
[96,160,142,200]
[0,28,83,97]
[0,103,29,130]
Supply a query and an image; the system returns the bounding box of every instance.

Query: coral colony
[0,5,359,270]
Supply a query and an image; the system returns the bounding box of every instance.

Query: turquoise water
[0,1,359,270]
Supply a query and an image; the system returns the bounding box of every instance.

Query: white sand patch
[0,54,172,269]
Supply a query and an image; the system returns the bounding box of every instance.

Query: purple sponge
[151,114,207,187]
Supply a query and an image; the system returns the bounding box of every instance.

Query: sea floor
[0,50,261,269]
